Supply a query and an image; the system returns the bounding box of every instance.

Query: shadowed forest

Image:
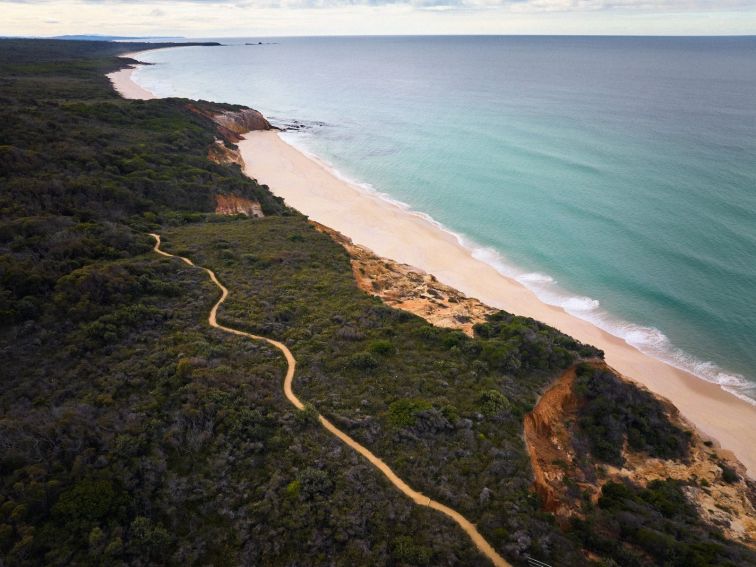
[1,39,754,566]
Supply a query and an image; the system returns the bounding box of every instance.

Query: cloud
[1,0,754,37]
[5,0,756,9]
[257,0,756,9]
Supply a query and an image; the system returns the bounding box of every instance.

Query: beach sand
[238,130,756,477]
[109,59,756,477]
[106,53,157,101]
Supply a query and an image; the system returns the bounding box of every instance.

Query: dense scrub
[565,366,755,566]
[572,479,755,566]
[573,365,691,466]
[0,38,285,327]
[160,216,601,564]
[1,38,753,566]
[3,247,487,565]
[0,39,481,566]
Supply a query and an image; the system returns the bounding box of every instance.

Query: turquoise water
[132,36,756,403]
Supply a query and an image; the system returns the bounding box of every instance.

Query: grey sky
[2,0,755,36]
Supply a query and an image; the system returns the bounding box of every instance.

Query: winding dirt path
[150,233,510,567]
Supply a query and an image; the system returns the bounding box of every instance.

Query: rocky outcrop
[215,195,263,218]
[186,103,274,143]
[524,362,756,547]
[186,104,272,215]
[312,222,495,336]
[619,447,756,546]
[212,108,272,137]
[208,139,244,167]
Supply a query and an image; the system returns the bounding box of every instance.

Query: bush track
[150,232,510,566]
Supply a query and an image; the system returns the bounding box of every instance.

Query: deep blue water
[132,36,756,402]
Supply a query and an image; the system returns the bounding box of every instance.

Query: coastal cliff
[198,104,272,217]
[215,194,264,217]
[525,362,756,553]
[524,366,581,515]
[212,108,273,137]
[187,103,274,143]
[313,222,495,335]
[208,139,245,168]
[316,217,756,562]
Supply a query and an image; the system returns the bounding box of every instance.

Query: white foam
[563,297,601,312]
[473,252,756,405]
[517,272,556,284]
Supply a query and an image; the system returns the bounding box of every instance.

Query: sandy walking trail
[149,233,511,567]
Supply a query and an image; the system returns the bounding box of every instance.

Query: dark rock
[480,487,493,505]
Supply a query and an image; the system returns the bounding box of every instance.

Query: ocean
[130,36,756,403]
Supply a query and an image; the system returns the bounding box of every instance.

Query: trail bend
[150,233,510,567]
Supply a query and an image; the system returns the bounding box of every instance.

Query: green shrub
[478,389,511,417]
[296,468,333,499]
[347,351,379,369]
[720,464,739,484]
[369,339,395,356]
[285,479,301,498]
[387,399,432,428]
[392,535,432,565]
[129,516,171,555]
[53,479,119,522]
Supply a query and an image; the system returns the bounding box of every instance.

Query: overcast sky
[2,0,756,37]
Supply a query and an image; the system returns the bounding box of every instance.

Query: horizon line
[4,33,756,40]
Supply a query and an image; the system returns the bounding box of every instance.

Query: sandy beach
[106,53,157,100]
[112,59,756,477]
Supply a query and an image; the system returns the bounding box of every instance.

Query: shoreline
[112,54,756,477]
[284,134,755,408]
[274,134,754,407]
[106,52,158,100]
[238,130,756,477]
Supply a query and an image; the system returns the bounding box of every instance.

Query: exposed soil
[524,362,756,547]
[313,222,495,336]
[214,194,263,218]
